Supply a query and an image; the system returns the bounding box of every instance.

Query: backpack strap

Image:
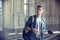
[41,17,45,23]
[32,16,34,23]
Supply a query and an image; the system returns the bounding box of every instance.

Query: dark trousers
[36,37,40,40]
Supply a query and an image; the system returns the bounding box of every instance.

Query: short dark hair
[37,5,42,9]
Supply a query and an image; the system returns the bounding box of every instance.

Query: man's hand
[25,27,31,33]
[26,27,31,30]
[32,28,38,33]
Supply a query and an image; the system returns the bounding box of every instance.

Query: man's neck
[36,15,41,18]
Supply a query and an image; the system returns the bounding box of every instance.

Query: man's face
[37,7,43,15]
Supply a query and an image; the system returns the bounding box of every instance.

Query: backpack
[23,16,34,39]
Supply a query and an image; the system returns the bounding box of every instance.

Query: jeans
[30,32,36,40]
[30,32,44,40]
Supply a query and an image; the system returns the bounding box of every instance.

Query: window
[0,0,2,30]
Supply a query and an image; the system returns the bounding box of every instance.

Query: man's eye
[38,9,41,10]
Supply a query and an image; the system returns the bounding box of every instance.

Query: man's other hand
[32,28,38,33]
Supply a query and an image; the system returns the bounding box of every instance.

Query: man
[23,5,48,40]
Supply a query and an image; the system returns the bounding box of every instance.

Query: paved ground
[0,28,60,40]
